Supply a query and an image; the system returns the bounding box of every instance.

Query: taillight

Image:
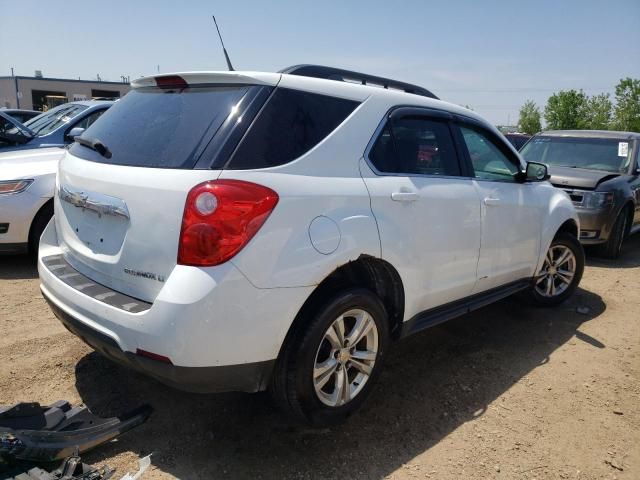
[178,180,279,266]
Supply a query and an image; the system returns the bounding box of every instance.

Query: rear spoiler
[131,71,281,89]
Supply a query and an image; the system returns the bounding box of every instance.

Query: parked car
[0,100,113,152]
[0,108,41,123]
[504,132,532,150]
[0,147,64,254]
[38,66,583,424]
[521,130,640,258]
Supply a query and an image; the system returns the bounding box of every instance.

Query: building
[0,74,130,111]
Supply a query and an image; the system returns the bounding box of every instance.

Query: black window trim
[363,106,472,180]
[452,116,525,184]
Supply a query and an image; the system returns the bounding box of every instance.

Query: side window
[460,126,520,182]
[73,109,106,130]
[227,88,360,169]
[369,117,460,176]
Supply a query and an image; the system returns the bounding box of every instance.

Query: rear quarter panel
[219,95,391,288]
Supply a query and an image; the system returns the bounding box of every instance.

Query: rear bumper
[38,220,313,393]
[43,290,274,393]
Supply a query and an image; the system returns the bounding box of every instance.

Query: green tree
[544,89,588,130]
[612,78,640,132]
[584,93,613,130]
[518,100,542,134]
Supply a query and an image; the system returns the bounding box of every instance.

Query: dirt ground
[1,237,639,480]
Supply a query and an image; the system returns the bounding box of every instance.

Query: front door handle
[391,191,419,202]
[484,197,501,206]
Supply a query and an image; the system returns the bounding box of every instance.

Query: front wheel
[270,288,389,425]
[530,232,584,306]
[597,207,629,259]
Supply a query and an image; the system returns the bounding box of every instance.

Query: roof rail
[280,64,439,100]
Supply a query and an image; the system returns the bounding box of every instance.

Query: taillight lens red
[155,75,188,89]
[178,180,279,266]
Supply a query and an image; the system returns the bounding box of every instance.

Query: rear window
[226,88,359,169]
[70,86,252,169]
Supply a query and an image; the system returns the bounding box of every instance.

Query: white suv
[38,66,583,424]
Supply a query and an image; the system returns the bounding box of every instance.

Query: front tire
[270,288,389,425]
[597,207,629,259]
[28,201,53,256]
[530,232,584,306]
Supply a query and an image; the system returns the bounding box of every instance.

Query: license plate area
[58,185,130,255]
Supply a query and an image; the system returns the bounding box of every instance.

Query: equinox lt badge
[124,268,165,283]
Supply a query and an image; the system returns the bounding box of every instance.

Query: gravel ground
[1,236,639,479]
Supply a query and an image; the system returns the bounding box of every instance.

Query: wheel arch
[621,200,635,236]
[28,197,54,251]
[554,218,579,239]
[536,192,580,274]
[277,255,406,360]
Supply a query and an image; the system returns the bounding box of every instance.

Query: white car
[38,66,583,424]
[0,147,64,254]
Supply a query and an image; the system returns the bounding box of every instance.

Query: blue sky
[1,0,639,124]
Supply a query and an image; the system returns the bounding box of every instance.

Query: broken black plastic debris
[0,400,152,463]
[4,454,115,480]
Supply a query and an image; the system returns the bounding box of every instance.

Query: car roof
[68,100,115,107]
[132,70,493,128]
[540,130,640,140]
[0,108,39,114]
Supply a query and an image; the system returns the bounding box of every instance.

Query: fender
[535,185,580,274]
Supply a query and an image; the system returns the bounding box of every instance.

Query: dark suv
[521,130,640,258]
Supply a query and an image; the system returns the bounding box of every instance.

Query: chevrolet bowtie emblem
[58,184,130,220]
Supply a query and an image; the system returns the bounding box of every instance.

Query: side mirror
[65,127,85,142]
[525,161,549,182]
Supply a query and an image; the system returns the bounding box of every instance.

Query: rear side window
[226,88,359,169]
[70,86,252,168]
[369,116,461,176]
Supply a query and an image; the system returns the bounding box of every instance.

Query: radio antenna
[212,15,235,71]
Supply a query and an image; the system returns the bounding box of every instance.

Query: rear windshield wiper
[75,136,112,159]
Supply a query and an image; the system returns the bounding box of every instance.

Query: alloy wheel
[535,244,577,298]
[313,309,379,407]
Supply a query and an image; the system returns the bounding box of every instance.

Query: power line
[435,86,616,93]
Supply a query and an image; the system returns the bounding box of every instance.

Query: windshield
[70,85,252,168]
[22,104,89,137]
[521,136,632,173]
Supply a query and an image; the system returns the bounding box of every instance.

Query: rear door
[54,79,276,302]
[360,108,481,318]
[453,121,544,292]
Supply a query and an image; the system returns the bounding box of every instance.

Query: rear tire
[28,201,53,256]
[597,207,629,259]
[270,288,389,426]
[530,232,584,306]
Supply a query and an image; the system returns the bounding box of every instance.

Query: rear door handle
[391,192,419,202]
[484,197,501,206]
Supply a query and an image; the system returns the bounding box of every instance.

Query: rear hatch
[54,72,279,302]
